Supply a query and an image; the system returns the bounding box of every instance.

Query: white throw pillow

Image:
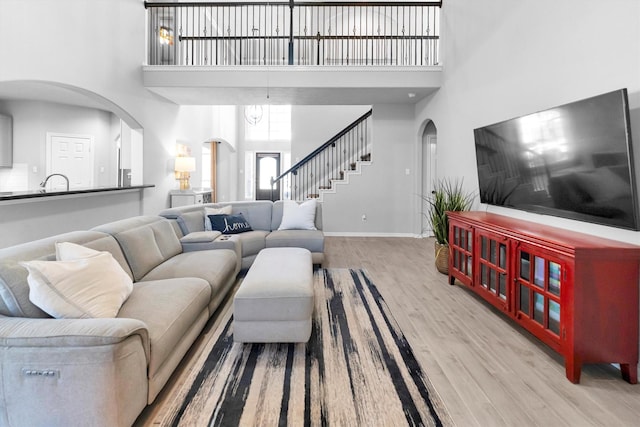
[278,199,317,230]
[205,205,233,231]
[20,243,133,319]
[56,242,133,289]
[56,241,106,261]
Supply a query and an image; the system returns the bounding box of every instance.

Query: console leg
[565,358,581,384]
[620,363,638,384]
[449,275,455,286]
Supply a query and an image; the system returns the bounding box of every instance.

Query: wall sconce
[175,156,196,190]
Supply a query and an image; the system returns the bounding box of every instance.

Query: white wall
[211,106,238,201]
[416,0,640,245]
[212,106,238,150]
[174,105,216,190]
[323,104,416,235]
[291,105,371,163]
[0,0,214,246]
[216,141,238,202]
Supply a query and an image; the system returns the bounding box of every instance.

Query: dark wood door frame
[255,152,281,201]
[210,141,217,202]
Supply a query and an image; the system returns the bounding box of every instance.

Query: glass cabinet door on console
[514,243,567,350]
[475,229,509,311]
[449,223,473,286]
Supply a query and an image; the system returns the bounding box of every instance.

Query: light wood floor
[138,237,640,426]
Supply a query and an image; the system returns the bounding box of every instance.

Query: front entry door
[255,152,280,201]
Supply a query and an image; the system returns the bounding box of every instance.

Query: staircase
[273,109,372,201]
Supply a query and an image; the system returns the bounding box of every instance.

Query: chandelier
[244,105,263,125]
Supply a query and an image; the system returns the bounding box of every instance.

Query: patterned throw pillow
[208,213,253,234]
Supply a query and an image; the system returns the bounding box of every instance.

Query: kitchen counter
[0,185,155,204]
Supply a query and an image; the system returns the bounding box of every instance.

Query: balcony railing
[145,1,441,66]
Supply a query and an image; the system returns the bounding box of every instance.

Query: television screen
[474,89,639,230]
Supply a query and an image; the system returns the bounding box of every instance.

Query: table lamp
[175,156,196,190]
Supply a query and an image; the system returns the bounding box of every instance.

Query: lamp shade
[175,156,196,172]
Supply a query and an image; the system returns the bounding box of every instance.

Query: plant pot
[434,242,449,275]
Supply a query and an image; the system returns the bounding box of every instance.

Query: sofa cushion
[234,230,270,258]
[140,249,237,300]
[0,231,131,318]
[266,229,325,253]
[180,231,222,244]
[178,211,206,235]
[93,216,182,282]
[214,201,273,231]
[116,278,211,379]
[21,250,133,319]
[0,262,49,318]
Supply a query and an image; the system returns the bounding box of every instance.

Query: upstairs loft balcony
[143,1,443,105]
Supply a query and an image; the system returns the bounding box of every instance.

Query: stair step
[350,163,356,170]
[360,153,371,161]
[308,194,320,198]
[318,185,332,190]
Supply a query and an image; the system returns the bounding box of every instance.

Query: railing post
[288,0,294,65]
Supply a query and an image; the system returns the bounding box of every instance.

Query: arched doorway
[421,120,438,236]
[0,80,143,190]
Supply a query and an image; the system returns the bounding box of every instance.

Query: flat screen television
[473,88,640,230]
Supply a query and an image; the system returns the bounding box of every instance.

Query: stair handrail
[272,108,372,186]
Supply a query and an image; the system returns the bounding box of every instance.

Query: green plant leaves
[423,178,475,244]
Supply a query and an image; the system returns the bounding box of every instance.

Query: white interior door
[46,133,94,190]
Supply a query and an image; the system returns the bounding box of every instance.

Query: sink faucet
[40,173,70,192]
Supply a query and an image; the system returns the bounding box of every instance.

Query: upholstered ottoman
[233,247,314,343]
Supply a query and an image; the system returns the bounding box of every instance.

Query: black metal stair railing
[273,109,372,201]
[145,2,441,67]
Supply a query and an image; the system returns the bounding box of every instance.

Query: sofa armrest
[180,234,242,272]
[0,316,150,363]
[180,230,222,244]
[213,235,242,269]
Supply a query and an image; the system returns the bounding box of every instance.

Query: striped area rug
[157,269,453,426]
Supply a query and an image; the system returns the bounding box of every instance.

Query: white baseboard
[324,231,421,238]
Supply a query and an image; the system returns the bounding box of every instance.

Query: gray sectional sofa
[158,200,325,270]
[0,201,324,426]
[0,216,238,427]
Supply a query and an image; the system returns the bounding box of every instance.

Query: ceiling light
[245,105,264,125]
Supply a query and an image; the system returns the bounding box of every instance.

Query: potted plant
[423,178,475,274]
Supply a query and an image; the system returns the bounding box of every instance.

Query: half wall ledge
[0,185,155,205]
